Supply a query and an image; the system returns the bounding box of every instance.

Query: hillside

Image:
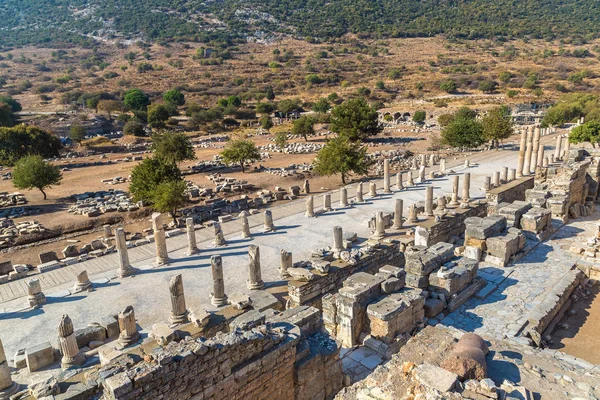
[1,0,600,48]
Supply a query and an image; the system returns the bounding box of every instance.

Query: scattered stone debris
[69,190,140,217]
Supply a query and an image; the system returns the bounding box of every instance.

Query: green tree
[312,98,331,114]
[0,103,13,127]
[70,124,86,145]
[0,125,62,166]
[412,110,426,123]
[129,157,181,203]
[481,106,514,148]
[152,180,187,223]
[163,89,185,107]
[148,104,170,129]
[220,139,261,172]
[151,131,195,164]
[265,85,275,101]
[478,80,498,93]
[438,113,454,127]
[256,102,276,114]
[0,96,22,112]
[274,132,288,149]
[314,136,369,184]
[292,116,315,141]
[498,72,513,83]
[227,95,242,107]
[569,121,600,147]
[330,98,381,141]
[442,116,485,149]
[260,115,273,130]
[455,107,477,120]
[440,79,457,93]
[124,88,150,111]
[278,98,302,114]
[12,155,62,199]
[123,120,146,136]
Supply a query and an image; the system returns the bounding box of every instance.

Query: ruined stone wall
[288,244,404,308]
[422,202,488,246]
[486,177,535,208]
[102,327,299,400]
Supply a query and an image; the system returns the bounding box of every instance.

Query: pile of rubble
[191,135,229,148]
[260,142,324,154]
[206,174,255,193]
[186,157,226,174]
[100,177,127,185]
[0,192,27,208]
[0,220,46,247]
[0,171,11,180]
[256,163,312,177]
[69,190,140,217]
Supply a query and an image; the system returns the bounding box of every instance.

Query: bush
[123,120,146,136]
[412,110,426,123]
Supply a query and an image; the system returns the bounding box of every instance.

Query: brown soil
[549,285,600,365]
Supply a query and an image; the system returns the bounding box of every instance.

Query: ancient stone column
[117,306,140,347]
[492,171,500,187]
[508,169,516,181]
[417,166,426,183]
[554,134,562,161]
[450,175,460,206]
[303,179,310,194]
[372,211,386,240]
[563,135,570,160]
[429,153,436,166]
[464,159,470,169]
[103,224,112,238]
[247,245,265,290]
[279,250,292,279]
[210,255,228,306]
[214,222,227,246]
[531,126,541,173]
[356,183,364,202]
[306,195,315,217]
[439,158,447,175]
[407,171,415,186]
[425,186,434,216]
[263,210,276,232]
[73,270,91,292]
[411,157,418,170]
[115,227,135,277]
[393,199,403,229]
[523,127,534,176]
[240,211,251,239]
[483,176,491,190]
[339,187,349,207]
[169,274,189,324]
[383,159,392,193]
[437,195,447,212]
[58,315,83,368]
[501,167,508,183]
[421,154,427,167]
[27,278,46,308]
[0,338,18,398]
[543,156,549,167]
[396,172,404,190]
[462,172,471,204]
[185,217,199,256]
[332,226,344,253]
[516,128,527,178]
[369,182,377,197]
[152,213,169,265]
[408,204,419,223]
[324,193,332,211]
[536,143,545,168]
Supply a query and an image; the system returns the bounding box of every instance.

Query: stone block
[37,260,62,273]
[39,251,58,263]
[498,201,532,228]
[367,289,425,344]
[414,363,458,393]
[0,260,12,275]
[429,259,478,298]
[464,215,506,240]
[26,342,55,372]
[381,277,404,294]
[249,290,282,312]
[377,265,404,279]
[94,315,119,339]
[404,247,441,276]
[339,272,384,303]
[424,298,445,317]
[485,232,522,265]
[464,246,482,261]
[427,242,455,264]
[405,273,430,288]
[229,310,266,331]
[75,325,107,348]
[520,207,552,234]
[62,245,79,258]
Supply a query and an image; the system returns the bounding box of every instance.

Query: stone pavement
[438,212,596,340]
[0,134,563,358]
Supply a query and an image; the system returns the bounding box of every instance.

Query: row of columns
[517,126,569,177]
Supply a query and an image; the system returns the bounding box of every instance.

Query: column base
[169,311,189,325]
[0,381,18,400]
[156,257,171,266]
[247,280,265,290]
[305,212,315,218]
[263,226,276,232]
[185,248,199,256]
[118,331,140,347]
[211,295,229,307]
[118,265,137,278]
[73,281,92,292]
[61,353,85,370]
[28,293,46,308]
